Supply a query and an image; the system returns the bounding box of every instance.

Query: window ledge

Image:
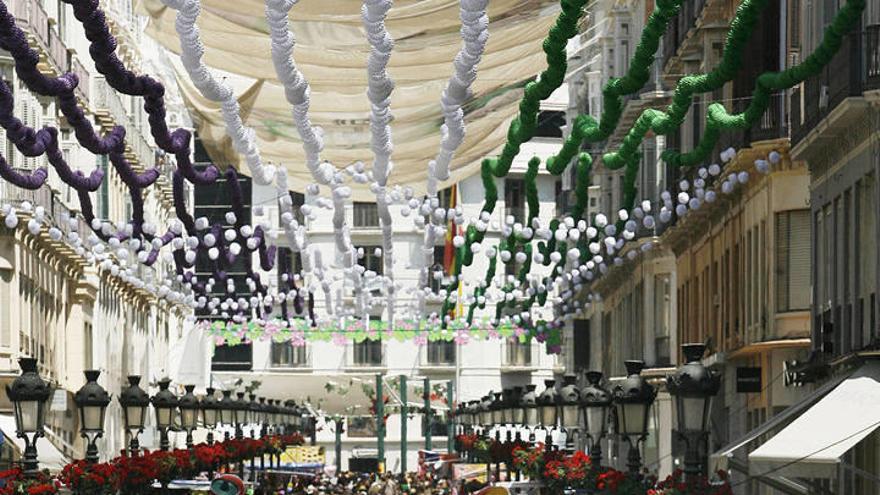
[500,365,538,373]
[419,364,456,373]
[344,365,388,373]
[265,366,313,373]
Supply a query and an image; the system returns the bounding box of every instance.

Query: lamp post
[6,358,51,477]
[219,390,235,441]
[559,374,581,451]
[234,393,248,478]
[201,387,219,445]
[151,378,178,451]
[178,385,199,448]
[234,392,248,439]
[611,360,656,474]
[479,395,492,435]
[73,370,110,464]
[667,343,721,484]
[580,371,611,466]
[119,375,149,456]
[248,394,259,438]
[537,379,558,449]
[520,384,538,443]
[490,391,503,440]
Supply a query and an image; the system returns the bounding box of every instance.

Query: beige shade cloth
[138,0,561,198]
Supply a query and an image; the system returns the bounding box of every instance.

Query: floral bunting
[197,317,563,353]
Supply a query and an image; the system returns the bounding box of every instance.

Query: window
[504,340,532,367]
[430,245,445,293]
[573,319,590,372]
[284,191,305,226]
[352,339,383,367]
[533,110,565,138]
[438,187,454,211]
[776,210,811,312]
[358,245,384,276]
[422,412,448,437]
[271,341,308,368]
[211,343,253,371]
[84,322,93,370]
[353,202,379,228]
[505,245,523,278]
[348,416,378,437]
[277,247,303,289]
[505,178,526,224]
[425,340,456,366]
[654,274,672,366]
[97,155,109,219]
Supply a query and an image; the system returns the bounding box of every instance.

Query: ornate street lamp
[612,360,656,474]
[119,375,149,456]
[538,380,559,450]
[521,384,538,427]
[479,395,493,432]
[73,370,110,464]
[559,374,581,450]
[178,385,199,448]
[234,392,248,438]
[501,389,513,425]
[490,391,504,431]
[219,390,236,441]
[6,358,51,476]
[511,387,525,425]
[201,387,219,444]
[258,398,269,435]
[266,399,278,433]
[248,394,260,437]
[559,374,581,430]
[537,379,558,429]
[151,378,178,451]
[580,371,611,466]
[667,343,721,482]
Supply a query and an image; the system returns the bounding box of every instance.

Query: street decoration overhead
[0,0,867,352]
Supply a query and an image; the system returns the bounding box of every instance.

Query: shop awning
[0,415,69,472]
[747,361,880,478]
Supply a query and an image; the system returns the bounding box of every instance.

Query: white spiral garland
[162,0,276,186]
[417,0,490,318]
[362,0,397,327]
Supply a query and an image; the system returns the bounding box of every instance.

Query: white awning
[748,361,880,478]
[0,415,69,472]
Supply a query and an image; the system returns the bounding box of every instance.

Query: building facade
[0,0,193,464]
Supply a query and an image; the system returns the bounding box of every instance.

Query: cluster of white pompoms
[162,0,276,186]
[429,0,490,192]
[551,146,784,316]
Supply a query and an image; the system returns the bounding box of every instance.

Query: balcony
[93,77,155,171]
[791,29,871,147]
[10,0,89,104]
[0,181,91,255]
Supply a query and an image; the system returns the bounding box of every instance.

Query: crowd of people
[251,471,469,495]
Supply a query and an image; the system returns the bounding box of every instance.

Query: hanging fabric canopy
[137,0,560,199]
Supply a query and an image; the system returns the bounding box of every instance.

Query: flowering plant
[0,469,59,495]
[455,433,479,453]
[646,470,733,495]
[3,433,305,494]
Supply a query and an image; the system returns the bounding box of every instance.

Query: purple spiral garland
[0,0,311,325]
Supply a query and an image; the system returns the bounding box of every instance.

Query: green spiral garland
[665,0,866,167]
[545,0,685,171]
[443,0,865,333]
